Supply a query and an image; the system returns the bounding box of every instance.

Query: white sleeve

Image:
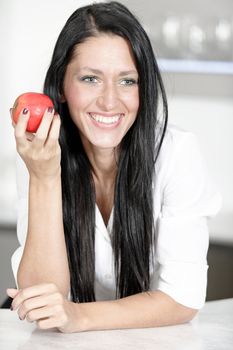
[11,154,29,287]
[155,131,222,309]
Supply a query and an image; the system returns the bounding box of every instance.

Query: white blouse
[11,123,222,309]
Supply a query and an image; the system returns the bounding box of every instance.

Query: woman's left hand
[6,283,81,333]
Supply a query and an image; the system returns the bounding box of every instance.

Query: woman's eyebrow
[119,70,138,76]
[79,67,138,76]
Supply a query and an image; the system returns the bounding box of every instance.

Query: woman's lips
[88,112,124,128]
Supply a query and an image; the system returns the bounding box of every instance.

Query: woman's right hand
[11,107,61,182]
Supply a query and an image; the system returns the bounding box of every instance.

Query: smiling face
[62,34,139,150]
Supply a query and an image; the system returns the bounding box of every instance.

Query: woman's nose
[97,83,119,111]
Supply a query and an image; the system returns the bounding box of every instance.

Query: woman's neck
[80,137,119,188]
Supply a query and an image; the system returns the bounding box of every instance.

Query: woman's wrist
[29,168,61,187]
[65,302,90,333]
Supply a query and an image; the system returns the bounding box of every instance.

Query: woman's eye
[120,79,138,86]
[81,76,98,83]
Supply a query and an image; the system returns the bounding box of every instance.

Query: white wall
[0,0,232,243]
[0,0,90,223]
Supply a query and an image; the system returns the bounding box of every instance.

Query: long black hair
[44,1,168,302]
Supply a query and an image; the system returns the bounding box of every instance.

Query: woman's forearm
[76,290,198,331]
[17,174,70,296]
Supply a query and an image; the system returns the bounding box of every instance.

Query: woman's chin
[88,135,122,150]
[91,141,121,150]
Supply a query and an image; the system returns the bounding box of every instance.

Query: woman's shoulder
[154,123,204,191]
[156,123,198,168]
[161,122,197,150]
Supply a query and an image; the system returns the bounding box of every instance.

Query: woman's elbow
[177,304,199,323]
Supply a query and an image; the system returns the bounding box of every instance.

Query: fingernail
[48,107,54,113]
[23,108,28,115]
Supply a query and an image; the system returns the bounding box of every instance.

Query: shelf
[158,58,233,75]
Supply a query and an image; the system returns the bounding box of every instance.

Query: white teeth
[89,113,122,124]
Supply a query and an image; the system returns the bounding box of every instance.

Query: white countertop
[0,298,233,350]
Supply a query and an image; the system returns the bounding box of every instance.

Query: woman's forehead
[69,34,138,72]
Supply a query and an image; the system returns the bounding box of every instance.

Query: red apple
[12,92,54,133]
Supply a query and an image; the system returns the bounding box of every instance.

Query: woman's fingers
[45,113,61,148]
[31,109,61,151]
[18,292,64,321]
[11,106,60,148]
[25,305,55,323]
[6,288,19,299]
[11,106,61,180]
[10,283,58,311]
[14,109,31,148]
[18,295,49,320]
[8,283,67,329]
[25,132,35,142]
[7,283,74,332]
[11,109,35,142]
[31,107,55,148]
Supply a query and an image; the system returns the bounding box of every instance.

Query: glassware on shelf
[180,15,209,60]
[162,15,181,50]
[214,18,233,60]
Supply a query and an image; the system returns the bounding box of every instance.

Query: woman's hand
[6,283,82,333]
[10,107,61,182]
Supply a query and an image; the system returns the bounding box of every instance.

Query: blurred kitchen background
[0,0,232,306]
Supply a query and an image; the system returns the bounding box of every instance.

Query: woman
[7,1,222,332]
